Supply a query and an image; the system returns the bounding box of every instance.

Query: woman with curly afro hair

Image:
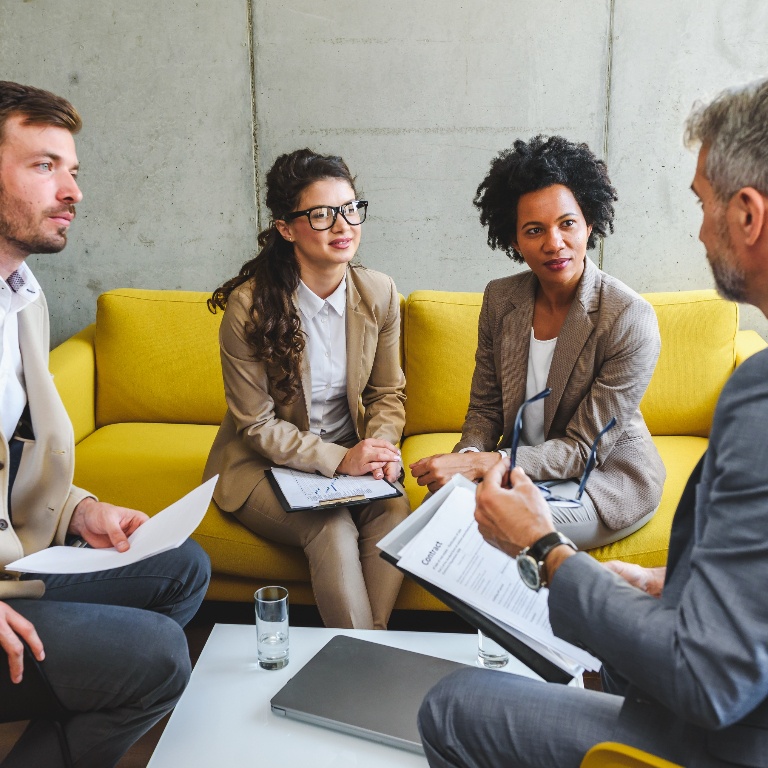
[411,135,665,548]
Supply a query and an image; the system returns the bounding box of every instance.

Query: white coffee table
[147,624,548,767]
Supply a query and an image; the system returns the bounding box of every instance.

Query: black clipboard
[376,476,576,684]
[380,550,572,684]
[267,469,403,513]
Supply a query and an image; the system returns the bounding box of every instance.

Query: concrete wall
[253,0,611,293]
[1,1,258,343]
[603,0,768,337]
[1,0,766,343]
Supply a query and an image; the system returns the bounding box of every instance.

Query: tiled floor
[0,603,600,766]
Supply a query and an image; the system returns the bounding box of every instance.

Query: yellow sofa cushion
[639,290,737,437]
[590,435,707,566]
[73,422,310,583]
[403,291,482,436]
[95,290,226,427]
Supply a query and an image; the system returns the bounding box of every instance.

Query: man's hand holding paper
[68,498,149,552]
[6,477,217,575]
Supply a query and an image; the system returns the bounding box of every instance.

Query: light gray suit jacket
[204,265,406,512]
[0,291,92,599]
[456,258,665,529]
[550,349,768,767]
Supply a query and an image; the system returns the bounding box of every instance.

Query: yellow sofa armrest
[581,742,683,768]
[735,329,767,367]
[50,324,96,444]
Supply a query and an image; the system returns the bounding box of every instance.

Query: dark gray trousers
[418,667,624,768]
[0,539,210,768]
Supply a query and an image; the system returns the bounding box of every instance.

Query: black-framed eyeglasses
[538,417,617,507]
[505,387,616,507]
[508,388,552,471]
[282,200,368,231]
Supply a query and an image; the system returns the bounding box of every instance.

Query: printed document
[5,476,217,575]
[396,485,600,673]
[269,467,399,509]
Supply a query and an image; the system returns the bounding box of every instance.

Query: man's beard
[707,213,747,303]
[0,182,74,255]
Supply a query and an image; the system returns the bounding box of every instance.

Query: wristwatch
[517,531,577,591]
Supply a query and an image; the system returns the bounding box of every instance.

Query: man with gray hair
[418,78,768,768]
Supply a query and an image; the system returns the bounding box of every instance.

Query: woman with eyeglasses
[410,136,665,549]
[204,148,408,629]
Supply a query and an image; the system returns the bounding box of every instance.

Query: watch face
[517,554,541,591]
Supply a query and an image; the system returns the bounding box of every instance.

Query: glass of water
[477,630,509,669]
[255,586,289,670]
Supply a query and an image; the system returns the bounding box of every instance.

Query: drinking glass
[255,586,289,670]
[477,630,509,669]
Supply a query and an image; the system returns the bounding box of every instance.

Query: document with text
[379,477,600,677]
[268,467,401,512]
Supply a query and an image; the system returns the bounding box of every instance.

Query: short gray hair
[685,78,768,202]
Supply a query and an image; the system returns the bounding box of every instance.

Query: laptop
[270,634,467,754]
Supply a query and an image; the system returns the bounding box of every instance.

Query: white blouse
[297,278,357,444]
[520,328,557,448]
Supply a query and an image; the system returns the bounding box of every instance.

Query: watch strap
[527,531,578,587]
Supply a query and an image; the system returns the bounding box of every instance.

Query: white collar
[0,262,40,312]
[297,277,347,320]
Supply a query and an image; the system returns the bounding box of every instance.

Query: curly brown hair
[473,135,617,263]
[209,148,357,404]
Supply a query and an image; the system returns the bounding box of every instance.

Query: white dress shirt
[297,278,357,445]
[0,263,40,441]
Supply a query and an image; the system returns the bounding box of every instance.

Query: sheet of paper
[476,608,585,678]
[5,476,218,575]
[270,467,397,508]
[397,486,600,672]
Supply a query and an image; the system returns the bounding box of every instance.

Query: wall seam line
[599,0,616,271]
[246,0,260,231]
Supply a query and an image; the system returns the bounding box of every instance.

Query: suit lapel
[17,296,73,453]
[544,259,600,436]
[293,294,313,429]
[500,277,535,440]
[346,270,366,428]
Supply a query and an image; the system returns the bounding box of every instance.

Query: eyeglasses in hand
[505,387,616,507]
[281,200,368,231]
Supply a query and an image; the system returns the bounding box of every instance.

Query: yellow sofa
[50,288,765,608]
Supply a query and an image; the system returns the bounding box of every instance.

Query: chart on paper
[269,467,400,509]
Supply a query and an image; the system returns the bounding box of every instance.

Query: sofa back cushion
[95,289,226,427]
[404,291,482,436]
[403,288,738,439]
[640,290,737,437]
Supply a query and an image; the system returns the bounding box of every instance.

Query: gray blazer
[456,258,665,529]
[550,349,768,766]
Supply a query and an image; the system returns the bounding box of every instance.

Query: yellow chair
[581,742,683,768]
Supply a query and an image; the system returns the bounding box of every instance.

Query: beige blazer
[0,291,92,599]
[455,258,665,530]
[204,265,406,512]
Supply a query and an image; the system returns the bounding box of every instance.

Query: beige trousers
[235,476,409,630]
